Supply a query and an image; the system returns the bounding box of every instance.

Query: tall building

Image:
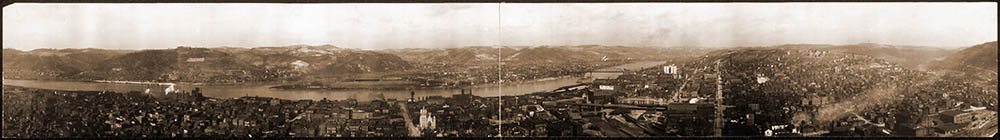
[664,64,679,74]
[419,108,436,130]
[409,91,415,102]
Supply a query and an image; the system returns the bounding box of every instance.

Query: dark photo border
[2,1,996,140]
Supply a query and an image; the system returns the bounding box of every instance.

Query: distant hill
[772,43,959,71]
[5,45,710,82]
[8,42,987,83]
[835,44,962,71]
[384,46,504,64]
[924,41,999,88]
[942,41,998,72]
[3,48,132,80]
[383,45,711,65]
[85,49,181,81]
[322,51,413,74]
[3,45,414,83]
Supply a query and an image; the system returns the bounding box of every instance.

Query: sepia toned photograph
[2,2,997,138]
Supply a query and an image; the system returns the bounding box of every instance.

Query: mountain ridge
[4,42,994,83]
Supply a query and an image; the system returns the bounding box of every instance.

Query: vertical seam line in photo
[497,1,504,138]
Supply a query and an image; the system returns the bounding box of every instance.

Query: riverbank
[271,75,583,91]
[4,60,663,91]
[3,77,573,101]
[94,80,178,86]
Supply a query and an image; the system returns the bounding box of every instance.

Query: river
[2,61,665,101]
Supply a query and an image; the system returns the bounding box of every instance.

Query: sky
[3,3,997,51]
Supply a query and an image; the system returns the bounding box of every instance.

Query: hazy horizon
[4,3,997,51]
[4,41,999,52]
